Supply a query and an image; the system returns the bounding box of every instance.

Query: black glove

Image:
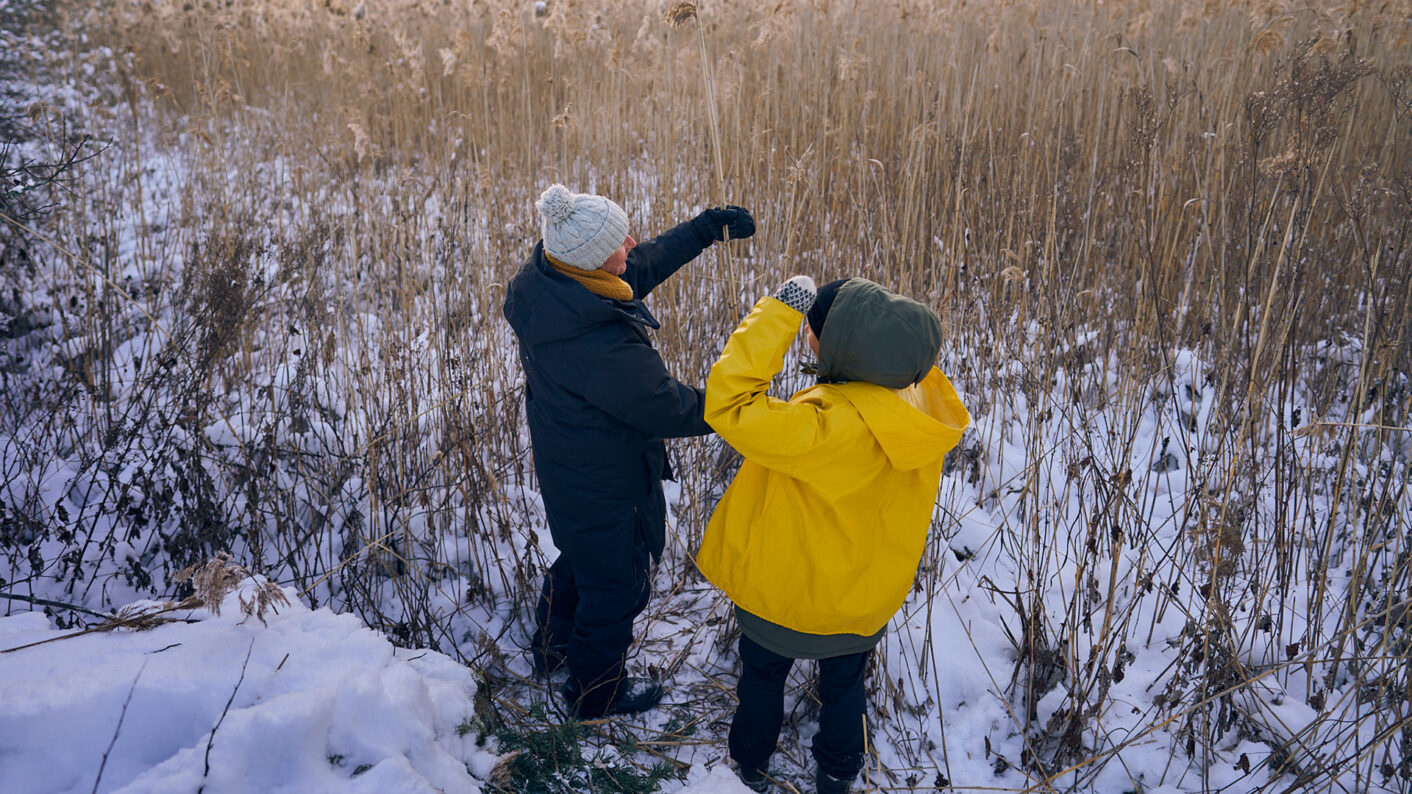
[692,205,756,243]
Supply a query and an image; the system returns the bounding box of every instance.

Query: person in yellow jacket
[697,275,970,794]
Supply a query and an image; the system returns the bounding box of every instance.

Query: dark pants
[728,634,870,781]
[533,506,651,713]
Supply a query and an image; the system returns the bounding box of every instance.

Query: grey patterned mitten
[772,275,817,314]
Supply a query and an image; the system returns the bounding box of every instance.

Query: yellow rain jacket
[697,288,970,637]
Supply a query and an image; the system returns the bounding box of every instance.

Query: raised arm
[624,206,755,299]
[705,278,837,469]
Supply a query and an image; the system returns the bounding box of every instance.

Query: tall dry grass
[3,0,1411,790]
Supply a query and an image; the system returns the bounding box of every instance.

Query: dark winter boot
[609,676,665,715]
[815,768,853,794]
[737,766,773,792]
[561,676,664,718]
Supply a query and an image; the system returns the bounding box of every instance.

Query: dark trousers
[728,634,870,781]
[533,511,651,713]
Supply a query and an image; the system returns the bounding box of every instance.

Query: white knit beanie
[536,184,630,271]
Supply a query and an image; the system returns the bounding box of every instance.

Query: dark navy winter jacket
[502,219,715,559]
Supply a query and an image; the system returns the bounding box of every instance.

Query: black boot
[610,676,665,715]
[561,675,664,718]
[737,766,772,792]
[815,768,853,794]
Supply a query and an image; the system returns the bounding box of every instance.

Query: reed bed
[2,0,1410,790]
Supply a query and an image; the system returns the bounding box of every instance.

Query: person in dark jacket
[502,184,755,718]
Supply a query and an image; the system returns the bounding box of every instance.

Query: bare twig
[0,598,203,655]
[93,660,148,794]
[0,591,115,620]
[200,638,255,792]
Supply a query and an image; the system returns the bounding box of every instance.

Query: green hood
[816,278,943,388]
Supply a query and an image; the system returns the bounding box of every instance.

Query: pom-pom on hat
[536,184,630,271]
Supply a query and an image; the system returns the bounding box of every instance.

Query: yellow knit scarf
[546,253,634,301]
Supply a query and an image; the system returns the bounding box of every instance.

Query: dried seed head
[176,552,246,616]
[348,122,370,161]
[551,102,575,130]
[665,1,698,29]
[1259,150,1300,178]
[487,7,523,59]
[1252,26,1286,55]
[175,553,290,625]
[239,578,291,626]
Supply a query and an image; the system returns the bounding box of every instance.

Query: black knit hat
[807,279,850,340]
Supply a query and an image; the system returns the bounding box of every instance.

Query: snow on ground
[0,571,756,794]
[677,766,755,793]
[0,579,498,794]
